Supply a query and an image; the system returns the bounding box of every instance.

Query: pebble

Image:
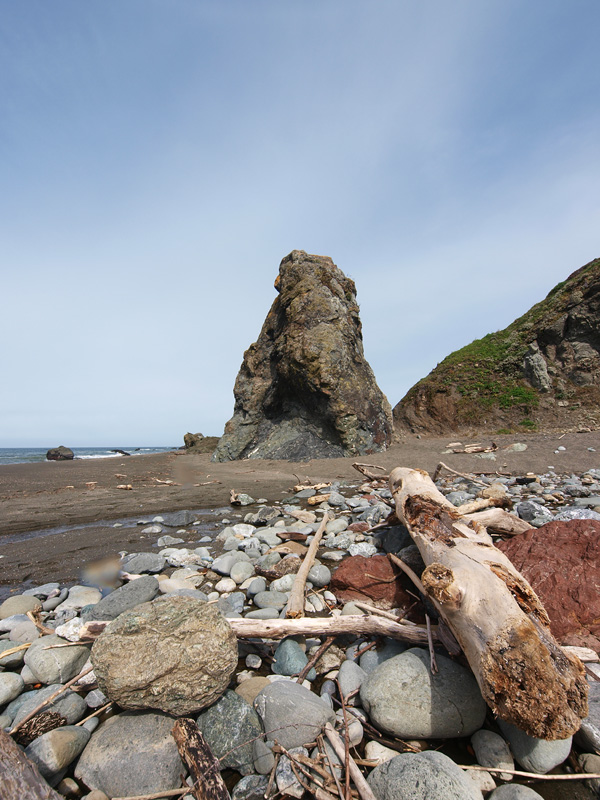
[0,672,25,705]
[471,728,514,781]
[497,719,572,773]
[24,634,90,684]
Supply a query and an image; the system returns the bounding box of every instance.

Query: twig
[26,610,55,635]
[352,463,389,481]
[287,753,339,800]
[10,665,94,735]
[353,641,377,659]
[112,791,188,800]
[324,723,377,800]
[265,751,280,799]
[0,642,31,660]
[352,601,415,625]
[318,733,345,799]
[297,636,336,683]
[75,702,112,726]
[431,461,488,487]
[460,764,600,780]
[286,513,330,618]
[335,680,352,800]
[387,553,427,596]
[426,614,438,674]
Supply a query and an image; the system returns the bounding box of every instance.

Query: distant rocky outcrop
[182,432,220,454]
[46,446,74,461]
[394,257,600,434]
[212,250,393,461]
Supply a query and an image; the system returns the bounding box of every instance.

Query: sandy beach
[1,430,599,598]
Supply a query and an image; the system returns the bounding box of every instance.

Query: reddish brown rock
[497,519,600,652]
[330,555,412,611]
[347,521,370,533]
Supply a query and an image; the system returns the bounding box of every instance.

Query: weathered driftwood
[229,615,431,645]
[0,727,63,800]
[463,506,533,536]
[388,466,588,739]
[286,513,330,618]
[172,718,230,800]
[81,615,431,645]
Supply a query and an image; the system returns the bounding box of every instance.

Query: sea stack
[212,250,393,461]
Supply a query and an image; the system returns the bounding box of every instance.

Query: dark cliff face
[394,257,600,435]
[213,250,393,461]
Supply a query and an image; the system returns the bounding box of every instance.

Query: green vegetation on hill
[396,257,600,430]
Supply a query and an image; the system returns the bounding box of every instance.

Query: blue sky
[2,1,599,447]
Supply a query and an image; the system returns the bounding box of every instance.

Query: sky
[1,1,599,447]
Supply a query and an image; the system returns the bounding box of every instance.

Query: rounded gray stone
[488,786,544,799]
[471,728,514,780]
[121,553,166,574]
[253,680,336,750]
[75,711,184,797]
[230,561,255,584]
[359,639,406,673]
[0,672,24,705]
[337,659,367,703]
[272,639,316,680]
[0,640,26,669]
[247,577,267,597]
[196,689,263,775]
[85,575,160,621]
[0,595,42,619]
[307,564,331,588]
[13,685,87,726]
[367,750,482,800]
[24,634,90,684]
[497,719,572,774]
[91,595,237,715]
[360,647,486,738]
[25,725,90,782]
[253,590,288,610]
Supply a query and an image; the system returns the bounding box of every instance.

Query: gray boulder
[84,575,160,621]
[91,595,237,715]
[75,711,184,797]
[366,751,482,800]
[471,729,514,781]
[12,684,87,726]
[253,680,336,749]
[24,634,90,684]
[0,672,24,705]
[25,726,90,785]
[196,690,263,775]
[497,719,571,773]
[360,647,486,738]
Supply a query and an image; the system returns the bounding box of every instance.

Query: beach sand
[1,431,599,598]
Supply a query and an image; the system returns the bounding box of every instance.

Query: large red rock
[497,519,600,652]
[330,555,412,611]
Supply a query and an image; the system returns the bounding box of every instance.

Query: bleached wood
[286,513,330,618]
[388,466,587,739]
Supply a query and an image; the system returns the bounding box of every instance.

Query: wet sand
[1,431,599,598]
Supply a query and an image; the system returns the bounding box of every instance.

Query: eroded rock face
[213,250,393,461]
[91,595,238,715]
[497,519,600,652]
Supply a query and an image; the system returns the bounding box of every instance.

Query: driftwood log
[0,727,63,800]
[389,466,588,739]
[172,718,230,800]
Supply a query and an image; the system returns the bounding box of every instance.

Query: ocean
[0,446,176,466]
